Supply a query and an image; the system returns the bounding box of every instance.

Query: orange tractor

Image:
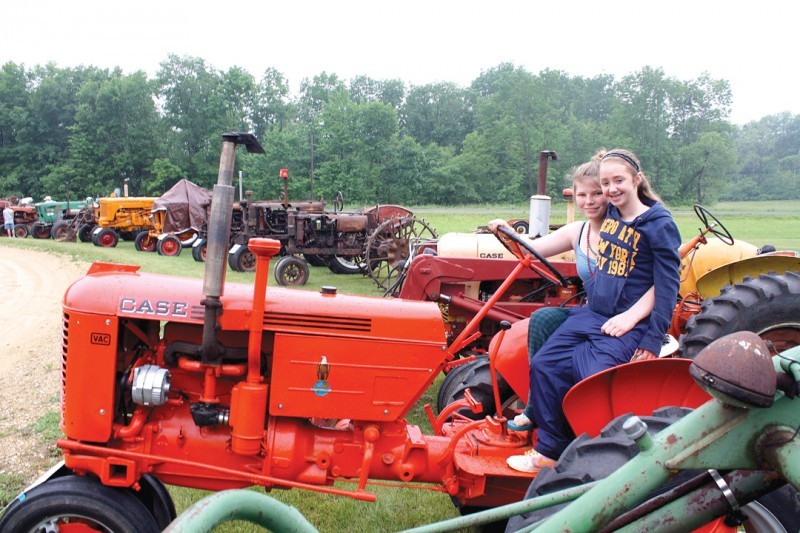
[1,134,797,531]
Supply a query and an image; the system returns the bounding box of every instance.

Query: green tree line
[1,56,798,205]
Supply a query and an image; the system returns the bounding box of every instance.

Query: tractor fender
[491,318,531,400]
[695,252,800,299]
[562,358,710,437]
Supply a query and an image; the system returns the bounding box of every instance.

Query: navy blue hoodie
[585,200,681,355]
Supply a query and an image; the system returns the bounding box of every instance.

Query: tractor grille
[263,312,372,333]
[61,312,69,422]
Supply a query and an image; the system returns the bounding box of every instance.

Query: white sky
[2,0,797,124]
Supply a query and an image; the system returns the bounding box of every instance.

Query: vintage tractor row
[1,134,797,532]
[188,169,436,287]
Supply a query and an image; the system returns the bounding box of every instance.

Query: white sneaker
[506,449,556,473]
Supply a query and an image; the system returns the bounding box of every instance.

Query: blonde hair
[568,158,600,189]
[598,148,663,204]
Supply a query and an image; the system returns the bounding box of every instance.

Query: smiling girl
[505,148,681,473]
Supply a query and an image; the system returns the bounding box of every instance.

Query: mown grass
[1,200,798,531]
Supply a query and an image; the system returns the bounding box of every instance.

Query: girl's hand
[487,219,511,233]
[601,310,640,337]
[630,348,657,362]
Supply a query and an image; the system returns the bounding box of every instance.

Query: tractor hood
[63,262,448,344]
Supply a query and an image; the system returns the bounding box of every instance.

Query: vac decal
[118,297,190,318]
[91,333,111,345]
[313,356,331,397]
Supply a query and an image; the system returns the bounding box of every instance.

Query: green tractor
[30,199,89,240]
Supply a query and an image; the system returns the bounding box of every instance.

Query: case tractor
[2,134,798,532]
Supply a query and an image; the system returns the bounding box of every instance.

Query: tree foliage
[0,58,796,206]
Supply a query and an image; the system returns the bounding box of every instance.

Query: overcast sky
[2,0,797,124]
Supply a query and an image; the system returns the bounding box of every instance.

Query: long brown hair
[599,148,663,204]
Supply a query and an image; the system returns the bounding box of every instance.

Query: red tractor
[1,134,796,532]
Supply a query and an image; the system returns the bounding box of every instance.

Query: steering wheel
[693,205,734,245]
[334,191,344,212]
[495,225,570,287]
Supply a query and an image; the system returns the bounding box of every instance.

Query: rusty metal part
[689,331,777,407]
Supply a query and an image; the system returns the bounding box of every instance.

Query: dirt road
[0,247,88,480]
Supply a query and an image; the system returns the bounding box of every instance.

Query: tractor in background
[31,198,90,239]
[190,168,435,287]
[1,134,796,532]
[0,197,37,238]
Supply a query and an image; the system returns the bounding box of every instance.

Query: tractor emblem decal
[119,297,190,318]
[313,356,331,397]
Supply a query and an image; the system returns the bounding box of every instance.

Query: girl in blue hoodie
[507,148,681,473]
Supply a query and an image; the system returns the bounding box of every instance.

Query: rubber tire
[0,475,160,533]
[32,224,51,239]
[134,474,177,530]
[94,227,119,248]
[304,253,327,267]
[157,234,183,256]
[679,271,800,358]
[192,238,207,262]
[13,224,28,238]
[505,407,800,532]
[50,220,70,240]
[512,220,529,234]
[135,231,157,252]
[78,223,95,242]
[228,244,256,272]
[436,356,513,421]
[327,254,363,275]
[274,255,310,286]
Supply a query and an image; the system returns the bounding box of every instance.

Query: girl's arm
[487,219,581,259]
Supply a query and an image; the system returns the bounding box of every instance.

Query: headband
[603,152,640,173]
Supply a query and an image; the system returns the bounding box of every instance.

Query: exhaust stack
[201,132,265,364]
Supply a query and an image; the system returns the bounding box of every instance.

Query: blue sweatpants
[531,306,645,459]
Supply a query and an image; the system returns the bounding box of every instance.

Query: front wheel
[0,475,160,533]
[135,231,157,252]
[78,223,95,242]
[192,238,208,262]
[157,234,183,256]
[228,244,256,272]
[274,255,310,286]
[94,227,119,248]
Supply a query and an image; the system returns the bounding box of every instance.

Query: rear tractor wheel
[436,356,516,422]
[679,271,800,358]
[32,224,51,239]
[50,220,70,241]
[364,216,437,290]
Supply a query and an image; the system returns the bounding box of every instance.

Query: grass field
[1,200,798,531]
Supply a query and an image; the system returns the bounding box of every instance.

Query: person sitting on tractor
[496,148,682,473]
[491,152,657,434]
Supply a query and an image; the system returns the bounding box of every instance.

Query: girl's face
[574,179,606,222]
[599,161,641,209]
